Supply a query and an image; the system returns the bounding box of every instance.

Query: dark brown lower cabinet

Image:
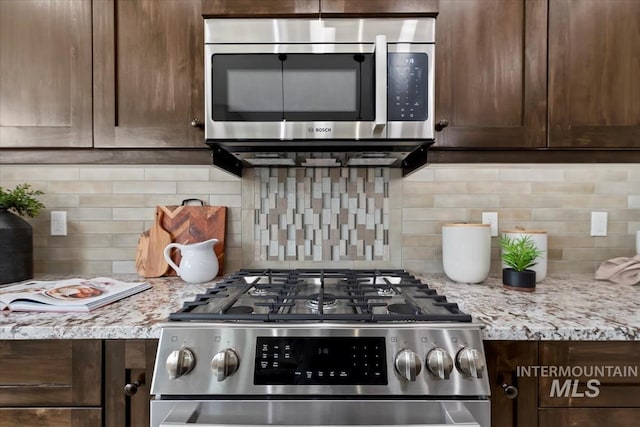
[539,408,640,427]
[104,339,158,427]
[0,340,102,426]
[0,408,101,427]
[484,341,539,427]
[486,341,640,426]
[538,341,640,426]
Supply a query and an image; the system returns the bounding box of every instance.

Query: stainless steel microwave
[204,18,436,174]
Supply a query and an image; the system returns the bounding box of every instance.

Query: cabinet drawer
[0,340,102,406]
[539,342,640,408]
[0,408,101,427]
[539,408,640,427]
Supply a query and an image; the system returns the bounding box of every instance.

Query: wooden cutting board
[156,200,227,277]
[135,229,151,276]
[135,209,172,278]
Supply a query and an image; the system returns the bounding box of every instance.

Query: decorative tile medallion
[255,168,390,261]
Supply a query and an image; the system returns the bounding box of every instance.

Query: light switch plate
[590,211,607,237]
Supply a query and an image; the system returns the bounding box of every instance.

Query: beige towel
[595,254,640,285]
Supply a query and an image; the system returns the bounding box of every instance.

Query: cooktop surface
[169,269,472,323]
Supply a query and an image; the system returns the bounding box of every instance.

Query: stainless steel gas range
[150,269,490,427]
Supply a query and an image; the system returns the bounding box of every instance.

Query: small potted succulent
[0,184,45,284]
[499,234,544,292]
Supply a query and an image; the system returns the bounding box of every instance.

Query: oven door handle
[374,34,387,131]
[159,402,481,426]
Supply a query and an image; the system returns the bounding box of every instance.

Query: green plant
[0,183,45,218]
[499,235,543,272]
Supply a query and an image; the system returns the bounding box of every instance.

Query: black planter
[0,208,33,284]
[502,268,536,292]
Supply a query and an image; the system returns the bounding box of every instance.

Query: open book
[0,277,151,312]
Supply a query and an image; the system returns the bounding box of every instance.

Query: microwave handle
[374,34,387,130]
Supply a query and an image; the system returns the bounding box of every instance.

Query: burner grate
[169,269,472,323]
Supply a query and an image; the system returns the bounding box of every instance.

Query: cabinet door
[484,341,538,427]
[435,0,547,148]
[105,339,158,427]
[93,0,204,148]
[548,0,640,148]
[321,0,437,15]
[202,0,319,17]
[0,340,101,406]
[0,0,92,148]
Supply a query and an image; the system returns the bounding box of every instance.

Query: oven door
[152,400,490,427]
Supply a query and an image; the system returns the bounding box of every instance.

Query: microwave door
[205,44,384,141]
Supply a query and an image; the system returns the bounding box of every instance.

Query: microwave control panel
[388,53,428,121]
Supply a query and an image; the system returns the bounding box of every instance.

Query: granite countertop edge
[1,273,638,341]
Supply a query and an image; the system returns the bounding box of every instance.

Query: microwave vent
[347,157,398,166]
[301,158,342,167]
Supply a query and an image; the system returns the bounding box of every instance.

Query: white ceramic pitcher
[163,238,219,283]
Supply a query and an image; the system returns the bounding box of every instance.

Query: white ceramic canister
[501,228,547,282]
[442,223,491,283]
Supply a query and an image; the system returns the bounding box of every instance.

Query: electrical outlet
[51,211,67,236]
[590,211,608,237]
[482,212,499,237]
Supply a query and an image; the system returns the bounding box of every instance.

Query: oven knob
[211,348,240,381]
[394,349,422,381]
[455,347,485,378]
[426,348,453,380]
[166,349,195,380]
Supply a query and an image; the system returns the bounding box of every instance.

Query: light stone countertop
[1,274,638,341]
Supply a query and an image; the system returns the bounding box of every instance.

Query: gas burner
[376,287,398,297]
[248,287,270,296]
[387,303,416,315]
[226,306,254,314]
[305,293,339,312]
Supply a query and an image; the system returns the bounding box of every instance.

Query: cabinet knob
[435,119,449,132]
[124,373,145,396]
[191,118,203,128]
[502,383,519,399]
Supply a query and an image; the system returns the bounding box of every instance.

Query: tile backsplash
[1,163,638,277]
[254,167,391,262]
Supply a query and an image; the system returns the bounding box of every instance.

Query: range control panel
[254,337,388,385]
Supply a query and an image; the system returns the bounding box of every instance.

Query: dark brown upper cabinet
[320,0,438,16]
[548,0,640,149]
[434,0,547,149]
[201,0,319,17]
[0,0,92,148]
[93,0,204,148]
